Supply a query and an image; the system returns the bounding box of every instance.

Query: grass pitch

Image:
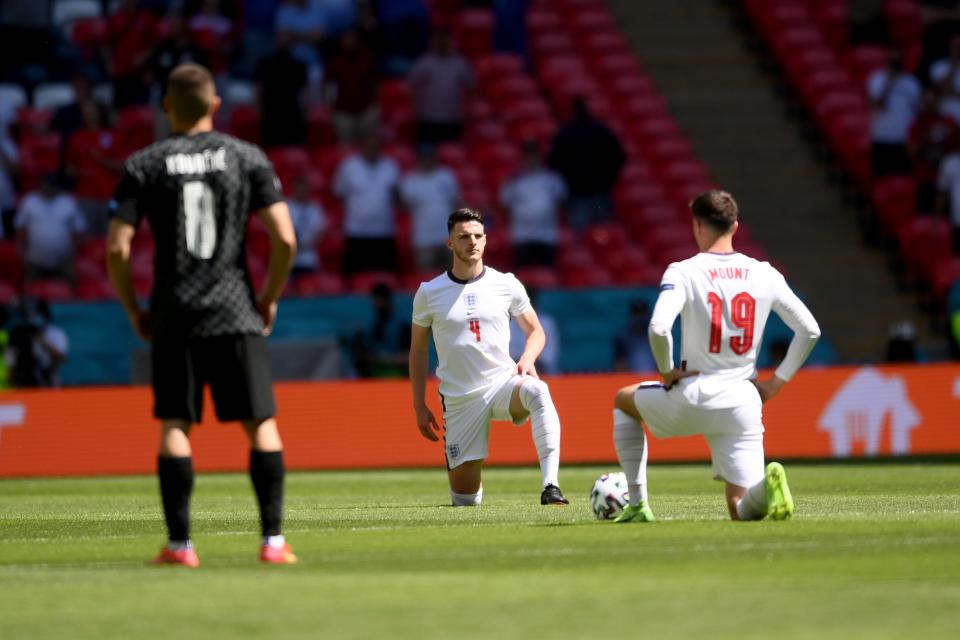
[1,463,959,639]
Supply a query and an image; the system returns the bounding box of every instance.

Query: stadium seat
[0,241,23,287]
[871,176,917,234]
[810,2,848,51]
[584,222,630,256]
[70,17,107,59]
[227,104,260,143]
[512,267,560,289]
[560,264,613,288]
[0,280,16,304]
[379,79,412,113]
[844,46,888,84]
[885,1,922,47]
[932,257,960,304]
[267,146,311,176]
[475,54,525,82]
[116,105,156,151]
[33,82,74,110]
[898,217,952,284]
[347,271,400,293]
[603,247,661,285]
[75,276,115,300]
[455,10,494,59]
[526,9,563,36]
[486,76,540,108]
[24,279,73,302]
[291,272,344,296]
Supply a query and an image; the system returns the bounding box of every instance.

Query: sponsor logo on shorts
[447,444,460,460]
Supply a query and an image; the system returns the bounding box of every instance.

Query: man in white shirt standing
[409,208,569,506]
[867,50,922,176]
[499,141,567,268]
[15,173,87,284]
[611,190,820,523]
[400,143,460,272]
[333,133,400,275]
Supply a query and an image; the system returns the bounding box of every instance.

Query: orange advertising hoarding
[0,364,958,477]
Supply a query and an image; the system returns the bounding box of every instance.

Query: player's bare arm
[514,309,545,378]
[752,375,787,403]
[661,368,699,390]
[106,219,150,341]
[256,201,297,335]
[409,323,440,441]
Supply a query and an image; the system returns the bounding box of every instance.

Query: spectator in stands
[255,31,309,146]
[372,0,430,76]
[509,288,559,374]
[0,106,18,238]
[149,11,209,97]
[325,28,380,144]
[930,34,960,123]
[287,173,328,278]
[50,72,107,173]
[868,50,922,176]
[885,320,918,363]
[548,97,626,231]
[275,0,327,90]
[64,101,124,233]
[105,0,162,108]
[918,0,960,85]
[614,300,657,373]
[909,89,959,213]
[7,297,69,388]
[499,140,567,268]
[400,143,461,272]
[333,132,401,275]
[14,174,86,286]
[349,281,411,378]
[409,29,476,144]
[936,143,960,251]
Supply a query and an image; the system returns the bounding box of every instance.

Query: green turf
[1,463,959,639]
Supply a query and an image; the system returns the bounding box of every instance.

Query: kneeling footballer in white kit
[612,190,821,523]
[409,208,568,506]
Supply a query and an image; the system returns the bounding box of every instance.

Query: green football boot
[764,462,795,521]
[613,502,656,523]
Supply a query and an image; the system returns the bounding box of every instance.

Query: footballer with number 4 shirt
[409,208,569,507]
[106,63,299,566]
[610,190,821,524]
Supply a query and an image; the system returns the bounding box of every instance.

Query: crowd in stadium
[1,0,960,389]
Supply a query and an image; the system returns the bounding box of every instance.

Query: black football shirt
[111,130,284,338]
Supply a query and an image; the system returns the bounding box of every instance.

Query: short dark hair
[166,63,216,122]
[447,207,485,233]
[690,190,738,233]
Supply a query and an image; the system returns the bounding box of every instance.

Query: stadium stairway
[604,0,945,362]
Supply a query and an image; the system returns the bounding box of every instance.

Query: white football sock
[451,487,483,506]
[167,539,193,551]
[613,409,648,506]
[735,479,767,521]
[519,379,561,488]
[264,534,286,548]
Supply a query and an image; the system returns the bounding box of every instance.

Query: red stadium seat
[810,2,848,51]
[871,176,917,234]
[0,280,16,304]
[70,17,107,59]
[526,9,563,36]
[228,105,260,144]
[117,105,156,151]
[898,217,952,283]
[932,257,960,303]
[486,76,540,108]
[379,79,412,112]
[603,247,661,285]
[584,222,630,256]
[886,1,922,47]
[348,271,400,293]
[512,267,560,289]
[306,104,336,148]
[75,276,116,300]
[291,272,344,296]
[0,241,23,288]
[455,9,494,59]
[24,279,73,302]
[560,264,613,288]
[475,54,525,82]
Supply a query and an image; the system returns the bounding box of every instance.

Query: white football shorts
[441,373,527,469]
[631,378,765,488]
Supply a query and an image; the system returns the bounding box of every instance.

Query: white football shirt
[649,252,820,406]
[412,267,530,400]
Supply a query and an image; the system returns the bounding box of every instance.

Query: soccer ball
[589,472,629,520]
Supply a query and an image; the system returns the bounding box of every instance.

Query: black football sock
[250,450,285,537]
[158,456,194,543]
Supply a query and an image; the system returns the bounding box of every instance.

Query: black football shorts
[151,334,276,423]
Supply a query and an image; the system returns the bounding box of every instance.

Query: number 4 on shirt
[707,292,755,354]
[469,320,481,342]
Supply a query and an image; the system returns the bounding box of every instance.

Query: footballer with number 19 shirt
[610,190,821,524]
[106,63,298,566]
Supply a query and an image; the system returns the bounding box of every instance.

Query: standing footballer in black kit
[106,63,298,567]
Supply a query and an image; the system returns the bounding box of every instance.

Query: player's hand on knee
[662,368,697,389]
[415,406,441,441]
[515,356,539,378]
